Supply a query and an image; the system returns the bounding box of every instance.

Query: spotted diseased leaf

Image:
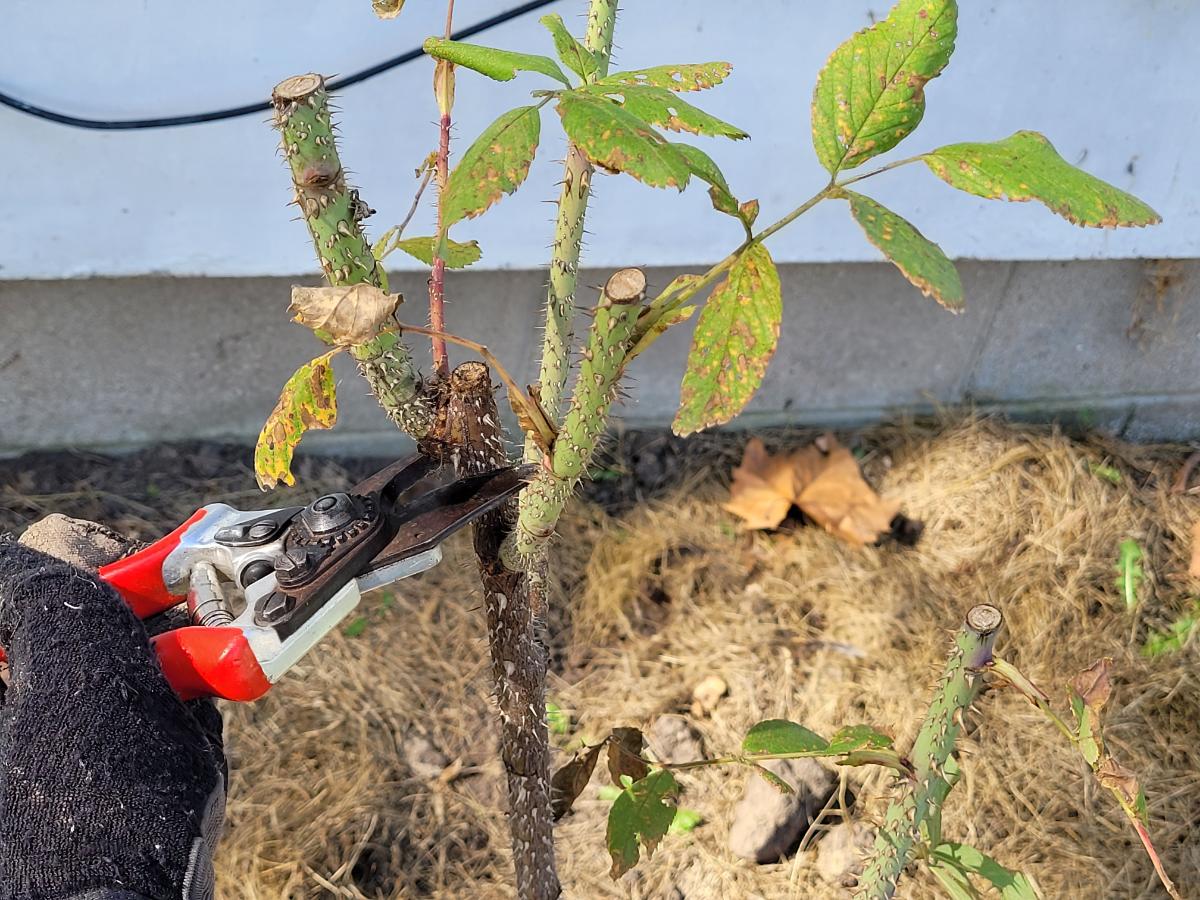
[924,132,1162,228]
[599,62,732,92]
[812,0,957,173]
[443,106,541,225]
[841,189,963,311]
[289,284,403,346]
[608,727,650,786]
[826,724,894,754]
[673,243,782,436]
[255,352,339,489]
[556,92,690,189]
[371,0,404,18]
[539,13,596,80]
[606,769,680,879]
[422,37,570,86]
[551,743,602,819]
[743,719,829,755]
[585,84,748,140]
[931,843,1041,900]
[391,235,482,269]
[738,199,760,228]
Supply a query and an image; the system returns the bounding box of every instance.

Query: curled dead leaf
[551,743,602,820]
[607,727,649,786]
[1189,521,1200,578]
[290,284,403,345]
[372,0,405,18]
[512,383,558,455]
[1071,658,1113,712]
[1097,756,1140,805]
[725,435,904,546]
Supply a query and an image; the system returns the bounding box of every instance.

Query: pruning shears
[17,455,530,702]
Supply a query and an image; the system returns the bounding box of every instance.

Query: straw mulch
[1,417,1196,898]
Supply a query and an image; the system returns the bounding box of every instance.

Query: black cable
[0,0,560,131]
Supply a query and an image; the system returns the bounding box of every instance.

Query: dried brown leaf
[724,435,901,545]
[290,284,403,345]
[607,727,649,786]
[1097,756,1140,805]
[1071,658,1113,713]
[723,438,797,529]
[551,743,602,820]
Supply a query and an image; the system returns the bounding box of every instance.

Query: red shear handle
[151,627,271,702]
[98,508,207,618]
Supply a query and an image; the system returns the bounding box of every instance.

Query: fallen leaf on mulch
[725,436,902,545]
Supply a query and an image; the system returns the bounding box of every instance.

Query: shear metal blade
[363,464,535,576]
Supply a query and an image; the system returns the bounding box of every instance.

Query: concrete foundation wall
[1,259,1196,456]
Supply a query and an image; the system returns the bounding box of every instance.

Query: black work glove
[0,516,227,900]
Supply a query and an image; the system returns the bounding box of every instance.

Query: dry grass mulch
[1,417,1197,899]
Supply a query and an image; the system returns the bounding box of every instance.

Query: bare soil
[1,418,1197,899]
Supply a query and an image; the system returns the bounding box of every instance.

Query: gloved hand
[0,515,227,900]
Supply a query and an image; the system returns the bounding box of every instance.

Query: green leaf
[584,84,748,139]
[1113,538,1144,612]
[254,351,339,490]
[606,770,679,879]
[597,784,622,802]
[811,0,958,173]
[599,62,732,92]
[841,189,963,311]
[673,243,782,436]
[343,616,368,638]
[545,701,571,735]
[391,235,483,269]
[825,724,895,754]
[1088,461,1123,485]
[539,13,596,80]
[932,843,1041,900]
[929,860,978,900]
[1142,602,1200,657]
[423,37,570,86]
[669,807,703,834]
[742,719,829,755]
[556,92,690,189]
[443,105,541,225]
[1070,691,1102,767]
[923,131,1161,228]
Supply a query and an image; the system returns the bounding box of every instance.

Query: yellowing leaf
[289,284,402,346]
[598,62,732,92]
[673,244,781,436]
[423,38,570,86]
[812,0,958,173]
[556,92,690,189]
[923,131,1162,228]
[842,189,963,310]
[391,235,483,269]
[724,435,903,545]
[584,84,748,140]
[443,105,541,225]
[255,352,339,489]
